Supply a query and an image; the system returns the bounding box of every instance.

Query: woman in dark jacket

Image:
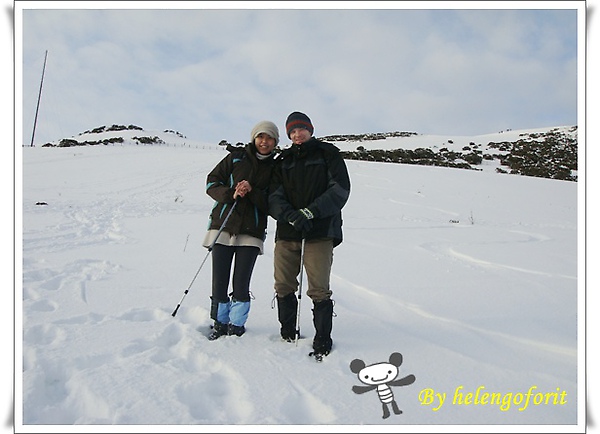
[203,120,278,340]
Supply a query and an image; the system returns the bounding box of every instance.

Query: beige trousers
[273,238,334,302]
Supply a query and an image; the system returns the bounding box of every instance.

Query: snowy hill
[39,123,578,182]
[18,124,581,431]
[40,123,219,150]
[331,125,578,181]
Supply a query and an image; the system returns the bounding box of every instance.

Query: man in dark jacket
[269,112,351,358]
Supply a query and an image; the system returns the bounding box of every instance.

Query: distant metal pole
[30,50,48,147]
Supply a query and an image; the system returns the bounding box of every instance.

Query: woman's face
[254,133,276,155]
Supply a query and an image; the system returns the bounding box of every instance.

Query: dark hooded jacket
[206,142,275,241]
[269,137,351,247]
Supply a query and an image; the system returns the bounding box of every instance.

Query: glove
[288,208,314,233]
[299,208,315,220]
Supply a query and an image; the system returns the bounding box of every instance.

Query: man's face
[289,127,312,145]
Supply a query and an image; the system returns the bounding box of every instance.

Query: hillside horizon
[33,123,578,182]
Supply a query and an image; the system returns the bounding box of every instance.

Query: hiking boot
[281,328,296,343]
[277,293,298,342]
[312,299,334,353]
[208,321,228,341]
[228,324,246,337]
[312,340,332,355]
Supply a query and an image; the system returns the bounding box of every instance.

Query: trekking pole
[171,199,238,317]
[295,236,306,346]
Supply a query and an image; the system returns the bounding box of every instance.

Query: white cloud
[18,3,580,145]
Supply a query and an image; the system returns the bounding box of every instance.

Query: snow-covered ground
[16,127,582,432]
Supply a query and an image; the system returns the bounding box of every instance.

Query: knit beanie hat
[251,120,280,145]
[285,111,314,138]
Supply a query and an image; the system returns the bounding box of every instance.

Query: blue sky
[16,1,582,146]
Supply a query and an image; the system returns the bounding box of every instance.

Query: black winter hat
[285,112,314,138]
